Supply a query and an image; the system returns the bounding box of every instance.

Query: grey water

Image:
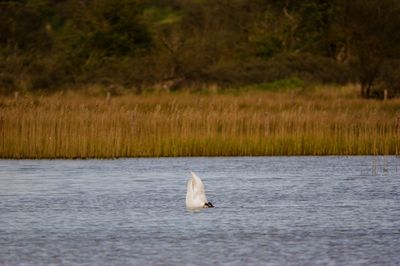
[0,157,399,266]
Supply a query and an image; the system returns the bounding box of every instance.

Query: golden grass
[1,85,399,158]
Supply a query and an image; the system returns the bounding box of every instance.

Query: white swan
[186,172,214,209]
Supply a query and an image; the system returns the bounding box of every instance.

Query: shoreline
[1,85,399,158]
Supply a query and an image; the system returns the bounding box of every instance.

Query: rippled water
[1,156,400,265]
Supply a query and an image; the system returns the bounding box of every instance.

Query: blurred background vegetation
[1,0,400,98]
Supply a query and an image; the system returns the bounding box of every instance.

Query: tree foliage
[1,0,400,97]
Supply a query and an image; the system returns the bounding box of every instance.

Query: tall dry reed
[1,85,399,158]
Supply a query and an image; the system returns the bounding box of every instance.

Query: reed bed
[1,85,399,158]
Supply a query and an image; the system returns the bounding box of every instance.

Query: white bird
[186,172,214,209]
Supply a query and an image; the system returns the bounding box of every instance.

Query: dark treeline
[1,0,400,97]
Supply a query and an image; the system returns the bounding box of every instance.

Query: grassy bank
[1,85,399,158]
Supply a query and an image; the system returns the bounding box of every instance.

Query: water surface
[1,156,399,265]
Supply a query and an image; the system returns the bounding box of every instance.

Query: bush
[264,53,353,84]
[380,60,400,96]
[0,73,16,95]
[197,53,352,88]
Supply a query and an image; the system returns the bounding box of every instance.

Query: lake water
[0,156,399,265]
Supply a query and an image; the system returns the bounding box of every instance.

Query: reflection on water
[0,156,399,265]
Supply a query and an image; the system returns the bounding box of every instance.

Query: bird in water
[186,172,214,209]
